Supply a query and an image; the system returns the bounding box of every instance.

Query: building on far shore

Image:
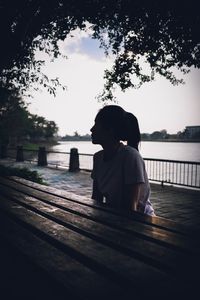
[185,126,200,138]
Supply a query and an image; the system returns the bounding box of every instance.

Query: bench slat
[0,194,181,299]
[0,179,199,254]
[0,211,127,300]
[10,176,199,235]
[0,183,195,275]
[0,176,199,299]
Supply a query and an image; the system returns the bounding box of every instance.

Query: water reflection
[51,141,200,162]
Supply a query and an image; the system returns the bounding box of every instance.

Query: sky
[27,28,200,136]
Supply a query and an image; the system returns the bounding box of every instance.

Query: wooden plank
[10,176,199,235]
[0,178,199,254]
[0,237,68,300]
[0,183,198,299]
[0,211,128,300]
[0,194,182,299]
[0,197,198,300]
[1,178,199,254]
[0,183,196,276]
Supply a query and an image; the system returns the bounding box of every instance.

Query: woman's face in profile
[90,117,109,145]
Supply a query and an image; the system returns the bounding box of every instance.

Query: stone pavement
[1,159,200,230]
[42,168,200,230]
[150,184,200,229]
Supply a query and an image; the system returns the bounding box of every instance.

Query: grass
[22,143,40,151]
[23,141,59,151]
[0,164,47,185]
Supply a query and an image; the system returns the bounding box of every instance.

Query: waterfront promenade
[37,167,200,230]
[1,159,200,231]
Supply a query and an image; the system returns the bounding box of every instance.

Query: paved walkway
[150,184,200,229]
[1,159,200,230]
[40,167,200,230]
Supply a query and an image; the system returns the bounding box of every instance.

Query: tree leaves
[0,0,199,100]
[0,88,58,144]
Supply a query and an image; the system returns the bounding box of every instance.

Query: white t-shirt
[91,143,155,216]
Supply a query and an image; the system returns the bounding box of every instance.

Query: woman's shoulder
[121,144,140,155]
[93,149,104,160]
[121,144,144,161]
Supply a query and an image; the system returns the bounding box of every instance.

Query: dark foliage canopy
[0,87,58,144]
[0,0,199,100]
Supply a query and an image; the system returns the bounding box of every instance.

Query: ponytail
[123,112,141,151]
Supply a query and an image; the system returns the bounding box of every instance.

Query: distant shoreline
[141,139,200,143]
[58,138,200,143]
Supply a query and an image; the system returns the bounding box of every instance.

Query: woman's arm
[92,179,103,203]
[125,183,142,212]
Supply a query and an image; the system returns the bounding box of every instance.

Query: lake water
[51,141,200,162]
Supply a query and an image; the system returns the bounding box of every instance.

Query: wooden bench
[0,176,199,300]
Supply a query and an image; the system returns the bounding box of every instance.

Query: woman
[90,105,155,216]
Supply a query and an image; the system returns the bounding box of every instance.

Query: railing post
[69,148,80,172]
[0,144,7,159]
[16,145,24,162]
[38,147,47,166]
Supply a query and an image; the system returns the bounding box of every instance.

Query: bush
[0,164,46,184]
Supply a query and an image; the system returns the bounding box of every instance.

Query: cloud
[30,29,200,137]
[59,28,106,61]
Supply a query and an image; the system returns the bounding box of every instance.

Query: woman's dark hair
[96,105,141,151]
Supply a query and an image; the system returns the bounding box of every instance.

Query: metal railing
[3,147,200,189]
[144,158,200,188]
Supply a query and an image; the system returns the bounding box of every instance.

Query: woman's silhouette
[90,105,155,216]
